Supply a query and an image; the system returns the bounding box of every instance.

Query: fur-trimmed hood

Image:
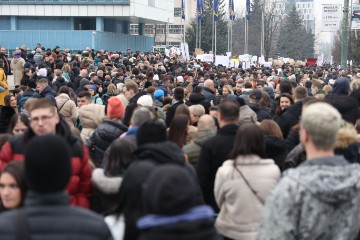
[335,124,358,149]
[91,168,123,194]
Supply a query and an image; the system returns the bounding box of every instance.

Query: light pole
[341,0,350,68]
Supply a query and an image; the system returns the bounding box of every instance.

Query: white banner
[322,5,341,32]
[352,4,360,30]
[215,56,230,67]
[203,54,214,62]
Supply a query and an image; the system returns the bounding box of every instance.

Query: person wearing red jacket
[0,98,92,208]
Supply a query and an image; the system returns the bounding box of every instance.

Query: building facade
[130,0,196,47]
[0,0,173,51]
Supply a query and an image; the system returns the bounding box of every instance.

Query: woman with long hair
[56,85,78,128]
[168,114,189,148]
[0,161,27,213]
[8,113,30,135]
[91,138,136,214]
[214,123,280,240]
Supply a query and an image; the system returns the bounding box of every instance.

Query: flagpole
[215,21,217,55]
[212,6,214,53]
[196,18,199,48]
[183,20,186,43]
[199,20,202,49]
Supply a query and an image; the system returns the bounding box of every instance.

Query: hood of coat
[188,93,206,104]
[265,135,286,152]
[194,128,217,146]
[79,103,105,128]
[285,156,360,203]
[133,141,185,165]
[335,124,358,149]
[92,168,122,194]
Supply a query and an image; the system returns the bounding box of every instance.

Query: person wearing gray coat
[257,103,360,240]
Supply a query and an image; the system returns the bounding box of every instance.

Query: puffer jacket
[215,155,280,240]
[248,103,272,122]
[79,104,105,143]
[257,156,360,240]
[0,119,92,208]
[182,128,216,165]
[56,93,78,129]
[86,119,128,167]
[0,191,113,240]
[91,168,123,214]
[40,85,57,104]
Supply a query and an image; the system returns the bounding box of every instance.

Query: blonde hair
[301,102,342,150]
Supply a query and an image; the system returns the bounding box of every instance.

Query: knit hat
[143,164,202,215]
[80,78,90,88]
[88,84,97,91]
[137,95,153,107]
[37,68,47,77]
[154,89,164,100]
[25,135,71,193]
[107,97,125,119]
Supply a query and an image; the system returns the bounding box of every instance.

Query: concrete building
[0,0,173,52]
[285,0,315,33]
[130,0,196,47]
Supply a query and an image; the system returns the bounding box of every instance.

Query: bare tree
[263,1,283,59]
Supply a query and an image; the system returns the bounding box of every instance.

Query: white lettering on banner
[322,4,340,32]
[352,4,360,30]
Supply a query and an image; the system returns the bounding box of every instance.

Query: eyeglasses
[30,114,55,123]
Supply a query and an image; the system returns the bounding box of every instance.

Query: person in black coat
[87,97,128,167]
[165,87,185,127]
[186,86,211,114]
[137,165,218,240]
[196,99,239,212]
[36,78,56,104]
[0,135,112,240]
[123,80,145,127]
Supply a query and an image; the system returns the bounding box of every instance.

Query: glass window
[174,8,181,17]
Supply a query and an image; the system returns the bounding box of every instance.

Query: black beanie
[25,135,71,193]
[143,164,201,215]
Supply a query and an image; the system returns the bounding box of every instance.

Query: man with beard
[0,48,11,77]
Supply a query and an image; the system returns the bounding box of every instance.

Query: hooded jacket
[40,85,57,104]
[0,119,92,208]
[182,128,217,165]
[257,156,360,240]
[79,103,105,143]
[186,93,211,114]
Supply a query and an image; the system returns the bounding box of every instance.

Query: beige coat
[10,57,25,86]
[78,104,105,143]
[214,155,280,240]
[56,93,78,129]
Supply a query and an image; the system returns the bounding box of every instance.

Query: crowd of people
[0,43,360,239]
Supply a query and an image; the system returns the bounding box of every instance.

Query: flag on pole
[214,0,219,21]
[246,0,251,20]
[181,0,188,20]
[197,0,204,20]
[229,0,235,21]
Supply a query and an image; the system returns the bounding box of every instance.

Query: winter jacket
[215,155,280,240]
[18,88,40,112]
[257,156,360,240]
[92,94,104,105]
[40,85,57,104]
[52,77,67,93]
[56,93,78,128]
[0,191,113,240]
[123,92,145,127]
[0,53,11,75]
[86,119,128,167]
[0,119,92,208]
[326,94,360,125]
[186,93,211,114]
[78,104,105,143]
[248,103,272,122]
[165,100,184,127]
[283,144,306,170]
[10,57,25,86]
[264,135,287,172]
[278,101,303,138]
[196,124,238,212]
[203,87,216,104]
[0,68,9,106]
[34,53,44,65]
[239,105,257,124]
[101,92,118,108]
[334,124,360,163]
[91,168,123,214]
[182,128,217,165]
[0,106,16,133]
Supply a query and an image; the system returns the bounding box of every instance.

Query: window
[174,8,181,17]
[168,25,183,34]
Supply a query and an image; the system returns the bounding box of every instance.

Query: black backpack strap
[15,209,30,240]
